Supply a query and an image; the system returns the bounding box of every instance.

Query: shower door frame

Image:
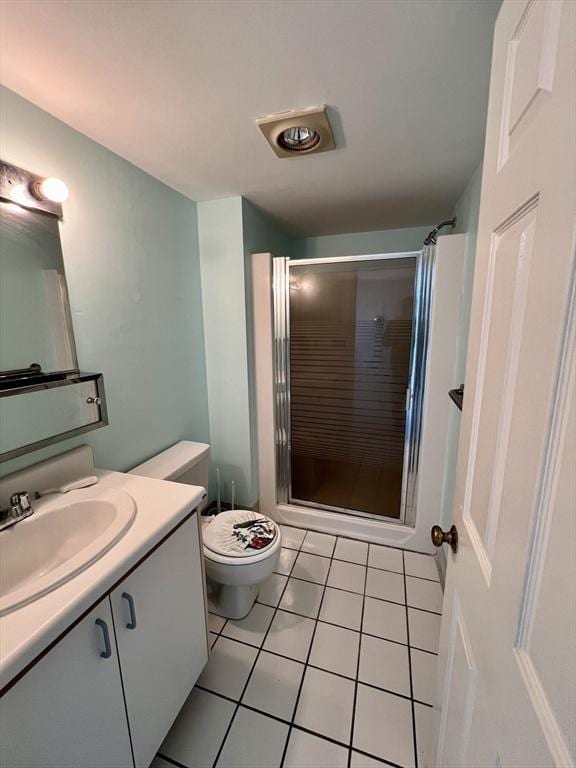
[273,250,433,527]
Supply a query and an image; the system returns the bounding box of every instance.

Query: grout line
[210,527,309,768]
[281,528,438,559]
[279,557,440,584]
[402,572,442,584]
[194,684,417,768]
[173,527,440,768]
[201,631,434,704]
[348,558,367,767]
[260,606,439,656]
[196,680,433,714]
[277,572,364,595]
[402,550,420,768]
[156,753,189,768]
[351,746,405,768]
[279,537,339,768]
[194,686,403,768]
[268,571,442,616]
[207,611,229,639]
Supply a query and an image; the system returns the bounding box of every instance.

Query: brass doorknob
[431,524,458,554]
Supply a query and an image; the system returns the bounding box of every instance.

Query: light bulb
[9,183,28,205]
[38,177,69,203]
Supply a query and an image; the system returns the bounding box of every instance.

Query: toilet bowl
[130,441,281,619]
[202,511,281,618]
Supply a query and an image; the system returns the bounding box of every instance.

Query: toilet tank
[130,441,210,509]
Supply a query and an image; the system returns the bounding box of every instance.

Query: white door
[0,599,133,768]
[110,515,209,768]
[435,1,575,767]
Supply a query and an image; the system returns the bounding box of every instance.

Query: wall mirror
[0,160,107,462]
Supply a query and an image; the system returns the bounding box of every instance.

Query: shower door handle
[405,387,411,411]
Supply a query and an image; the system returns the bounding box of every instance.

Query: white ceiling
[0,0,500,236]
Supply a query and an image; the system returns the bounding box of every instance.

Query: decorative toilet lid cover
[203,510,278,557]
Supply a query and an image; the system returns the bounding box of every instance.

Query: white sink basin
[0,487,136,615]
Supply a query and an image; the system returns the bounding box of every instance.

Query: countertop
[0,469,204,692]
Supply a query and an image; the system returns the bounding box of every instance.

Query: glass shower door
[287,256,417,520]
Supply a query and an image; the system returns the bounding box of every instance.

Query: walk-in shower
[272,248,435,525]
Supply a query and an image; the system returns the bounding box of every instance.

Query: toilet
[130,441,281,619]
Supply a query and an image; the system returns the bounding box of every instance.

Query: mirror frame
[0,372,108,462]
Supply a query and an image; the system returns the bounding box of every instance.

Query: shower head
[423,218,457,245]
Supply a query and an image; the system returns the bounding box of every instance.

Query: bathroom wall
[0,86,209,476]
[291,224,432,260]
[452,162,483,381]
[438,162,483,531]
[197,197,290,508]
[198,198,250,506]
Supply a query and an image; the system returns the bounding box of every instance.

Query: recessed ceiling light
[256,105,335,158]
[278,126,321,152]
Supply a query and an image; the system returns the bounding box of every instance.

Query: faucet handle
[10,491,32,513]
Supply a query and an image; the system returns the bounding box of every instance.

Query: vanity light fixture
[256,105,336,158]
[1,161,68,218]
[32,176,69,203]
[8,183,29,206]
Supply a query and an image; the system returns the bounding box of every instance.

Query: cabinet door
[0,599,133,768]
[111,514,208,768]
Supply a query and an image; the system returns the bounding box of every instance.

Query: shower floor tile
[158,528,442,768]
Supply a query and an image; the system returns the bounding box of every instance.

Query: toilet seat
[202,510,280,565]
[203,536,281,565]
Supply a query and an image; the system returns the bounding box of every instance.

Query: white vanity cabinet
[0,598,133,768]
[110,514,208,767]
[0,513,208,768]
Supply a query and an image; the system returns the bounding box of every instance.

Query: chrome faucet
[0,491,33,531]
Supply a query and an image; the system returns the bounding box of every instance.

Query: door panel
[515,350,576,762]
[111,516,208,768]
[499,1,562,167]
[465,203,538,566]
[0,599,133,768]
[437,596,477,768]
[436,2,575,766]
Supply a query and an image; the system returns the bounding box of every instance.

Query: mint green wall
[198,197,252,506]
[452,163,483,381]
[291,225,432,260]
[197,197,291,507]
[0,86,209,477]
[439,162,483,532]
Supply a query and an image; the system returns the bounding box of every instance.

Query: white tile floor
[156,525,443,768]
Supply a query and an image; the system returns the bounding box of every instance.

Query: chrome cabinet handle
[122,592,137,629]
[95,618,112,658]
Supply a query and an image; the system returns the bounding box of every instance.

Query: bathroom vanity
[0,449,209,768]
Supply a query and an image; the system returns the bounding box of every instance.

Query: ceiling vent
[256,105,335,158]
